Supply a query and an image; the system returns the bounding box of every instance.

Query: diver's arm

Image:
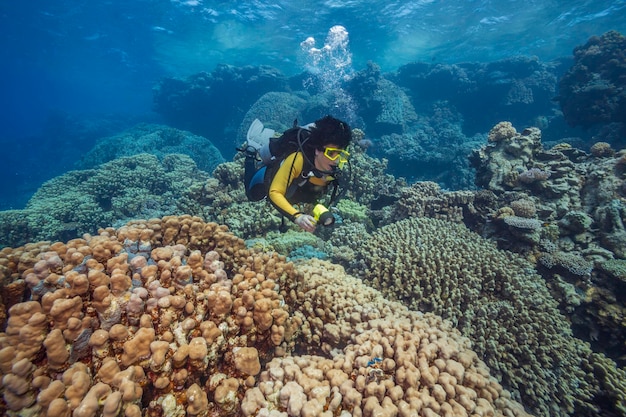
[268,152,304,220]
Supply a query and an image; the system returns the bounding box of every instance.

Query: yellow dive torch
[312,204,335,226]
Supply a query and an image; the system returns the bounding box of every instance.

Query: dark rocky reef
[76,123,224,173]
[557,30,626,140]
[343,61,418,137]
[390,56,560,135]
[152,64,289,155]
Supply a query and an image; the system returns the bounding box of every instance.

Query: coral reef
[341,146,405,210]
[153,65,289,155]
[468,121,626,361]
[237,92,309,142]
[590,141,615,158]
[143,57,567,191]
[380,181,476,225]
[253,230,325,259]
[0,121,400,252]
[249,259,534,417]
[175,161,285,239]
[145,57,562,190]
[324,222,371,267]
[0,154,209,249]
[471,123,544,193]
[391,56,559,134]
[0,216,535,417]
[557,31,626,135]
[77,124,225,173]
[334,199,372,227]
[374,103,480,190]
[0,215,295,416]
[347,216,626,417]
[2,112,150,211]
[344,61,418,136]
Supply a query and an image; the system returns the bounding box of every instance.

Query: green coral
[263,229,324,256]
[344,147,404,206]
[335,199,370,225]
[539,251,594,276]
[176,160,282,239]
[326,222,370,266]
[77,123,225,172]
[597,259,626,283]
[245,229,327,259]
[0,154,209,248]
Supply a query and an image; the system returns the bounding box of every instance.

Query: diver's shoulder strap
[285,152,314,199]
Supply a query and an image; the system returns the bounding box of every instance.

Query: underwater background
[1,1,626,417]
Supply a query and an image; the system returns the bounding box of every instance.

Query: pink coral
[0,215,295,416]
[518,167,551,184]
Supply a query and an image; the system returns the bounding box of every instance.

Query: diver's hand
[294,214,316,233]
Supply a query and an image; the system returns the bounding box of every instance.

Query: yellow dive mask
[323,147,350,168]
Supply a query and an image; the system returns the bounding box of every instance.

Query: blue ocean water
[1,3,626,416]
[1,0,625,209]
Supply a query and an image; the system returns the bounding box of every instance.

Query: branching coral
[256,259,534,417]
[0,215,541,417]
[539,251,594,277]
[348,216,626,417]
[382,181,475,225]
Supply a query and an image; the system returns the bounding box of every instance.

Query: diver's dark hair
[309,115,352,150]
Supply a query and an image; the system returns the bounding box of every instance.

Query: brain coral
[349,217,626,417]
[0,216,537,417]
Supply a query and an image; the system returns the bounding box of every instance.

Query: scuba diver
[238,115,352,233]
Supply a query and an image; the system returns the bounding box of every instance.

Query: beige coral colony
[2,122,626,417]
[0,215,534,417]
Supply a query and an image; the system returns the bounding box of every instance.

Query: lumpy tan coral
[0,215,559,417]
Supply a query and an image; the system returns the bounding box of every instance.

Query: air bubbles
[300,25,357,124]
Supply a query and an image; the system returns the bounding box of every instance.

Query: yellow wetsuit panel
[268,152,328,219]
